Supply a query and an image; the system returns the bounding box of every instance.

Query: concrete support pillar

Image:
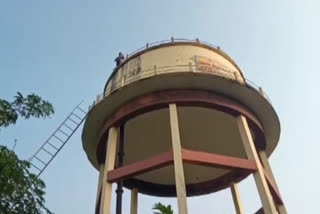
[230,182,244,214]
[99,127,118,214]
[258,150,287,214]
[236,115,278,214]
[169,104,188,214]
[130,188,138,214]
[95,164,105,212]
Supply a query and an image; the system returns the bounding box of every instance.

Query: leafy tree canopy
[0,92,54,128]
[153,203,174,214]
[0,146,52,214]
[0,92,54,213]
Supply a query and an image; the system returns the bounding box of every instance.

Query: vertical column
[130,188,138,214]
[116,125,125,214]
[169,104,188,214]
[99,127,118,214]
[95,164,105,213]
[258,150,287,214]
[230,182,244,214]
[236,115,277,214]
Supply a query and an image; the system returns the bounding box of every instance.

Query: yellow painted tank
[82,39,280,197]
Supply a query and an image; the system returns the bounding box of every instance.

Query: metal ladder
[28,101,87,178]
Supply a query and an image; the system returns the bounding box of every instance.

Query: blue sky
[0,1,319,213]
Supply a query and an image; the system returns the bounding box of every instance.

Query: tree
[0,92,54,128]
[0,92,54,214]
[0,146,52,214]
[153,203,174,214]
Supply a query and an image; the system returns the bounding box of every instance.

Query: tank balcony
[90,38,271,110]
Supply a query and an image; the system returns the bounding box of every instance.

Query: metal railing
[89,62,272,111]
[245,78,272,104]
[123,38,229,63]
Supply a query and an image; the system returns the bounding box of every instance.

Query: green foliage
[0,92,54,128]
[153,203,174,214]
[0,145,52,214]
[0,92,54,213]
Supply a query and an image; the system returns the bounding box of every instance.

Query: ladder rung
[53,135,64,143]
[77,106,87,114]
[27,101,87,180]
[63,123,74,132]
[47,142,59,150]
[58,129,69,137]
[30,163,41,171]
[41,147,54,156]
[71,112,82,121]
[35,156,47,165]
[68,117,79,125]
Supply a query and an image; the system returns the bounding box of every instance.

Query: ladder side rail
[28,101,84,162]
[35,112,87,178]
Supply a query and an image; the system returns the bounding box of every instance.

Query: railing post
[233,71,239,81]
[104,88,109,97]
[121,74,125,87]
[96,95,101,103]
[258,87,264,96]
[194,56,198,72]
[189,62,193,72]
[154,65,157,75]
